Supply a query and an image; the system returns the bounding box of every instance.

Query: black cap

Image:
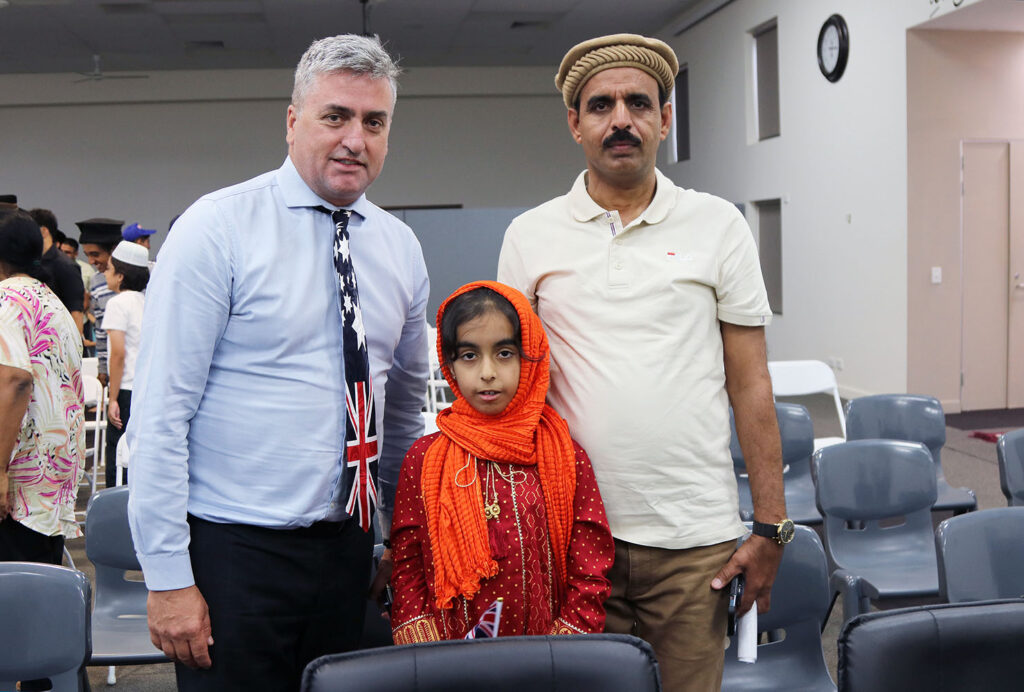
[76,218,124,245]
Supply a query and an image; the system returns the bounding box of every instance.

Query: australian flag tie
[319,207,379,532]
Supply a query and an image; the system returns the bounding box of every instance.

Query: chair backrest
[837,600,1024,691]
[845,394,946,468]
[814,440,937,570]
[935,507,1024,602]
[81,356,99,379]
[814,440,937,521]
[302,634,661,692]
[85,486,141,571]
[997,429,1024,506]
[82,373,103,406]
[730,403,814,476]
[0,562,92,691]
[734,524,831,634]
[768,360,845,436]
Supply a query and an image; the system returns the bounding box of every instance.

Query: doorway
[961,139,1024,411]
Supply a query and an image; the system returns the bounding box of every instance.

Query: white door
[961,140,1024,410]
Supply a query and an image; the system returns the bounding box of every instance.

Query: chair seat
[737,469,821,525]
[90,612,168,665]
[722,623,836,692]
[933,480,977,513]
[834,556,939,598]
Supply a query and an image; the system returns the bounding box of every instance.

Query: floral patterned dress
[0,276,85,539]
[391,433,614,643]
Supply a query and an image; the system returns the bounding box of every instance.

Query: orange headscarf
[421,281,577,611]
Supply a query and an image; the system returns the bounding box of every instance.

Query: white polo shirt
[498,168,772,550]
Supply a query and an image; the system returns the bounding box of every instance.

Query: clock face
[820,25,840,72]
[817,14,849,82]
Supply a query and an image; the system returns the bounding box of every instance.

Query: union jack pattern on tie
[321,207,379,532]
[464,598,504,639]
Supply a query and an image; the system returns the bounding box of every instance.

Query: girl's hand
[108,400,122,429]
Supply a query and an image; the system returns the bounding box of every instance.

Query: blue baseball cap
[123,222,156,242]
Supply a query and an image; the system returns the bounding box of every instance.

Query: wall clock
[817,14,849,82]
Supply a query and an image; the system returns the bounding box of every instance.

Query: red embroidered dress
[391,432,613,642]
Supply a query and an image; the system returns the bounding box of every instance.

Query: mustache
[603,129,641,148]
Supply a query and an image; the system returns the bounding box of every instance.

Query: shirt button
[614,262,623,270]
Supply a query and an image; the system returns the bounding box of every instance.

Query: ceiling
[0,0,706,76]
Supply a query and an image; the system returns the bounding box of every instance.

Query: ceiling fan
[74,54,149,83]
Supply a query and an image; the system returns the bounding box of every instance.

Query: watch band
[750,520,780,540]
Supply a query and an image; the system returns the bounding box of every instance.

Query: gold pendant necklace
[484,462,501,520]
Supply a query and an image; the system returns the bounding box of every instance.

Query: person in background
[123,222,156,251]
[391,281,613,642]
[0,209,85,564]
[101,240,149,488]
[77,218,123,385]
[59,235,97,292]
[498,34,787,692]
[127,34,429,691]
[28,208,85,336]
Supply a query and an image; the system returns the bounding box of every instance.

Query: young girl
[390,280,614,643]
[101,240,149,487]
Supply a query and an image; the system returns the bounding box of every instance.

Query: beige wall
[907,29,1024,411]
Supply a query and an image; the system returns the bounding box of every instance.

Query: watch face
[820,26,840,72]
[778,519,796,544]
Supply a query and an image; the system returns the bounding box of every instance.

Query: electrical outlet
[828,357,844,372]
[931,267,942,284]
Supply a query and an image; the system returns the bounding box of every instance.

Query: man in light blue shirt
[127,34,429,690]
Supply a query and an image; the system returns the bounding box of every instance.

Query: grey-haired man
[128,34,429,691]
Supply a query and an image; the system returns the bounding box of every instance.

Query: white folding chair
[81,356,99,379]
[81,375,107,499]
[424,326,452,413]
[767,360,845,451]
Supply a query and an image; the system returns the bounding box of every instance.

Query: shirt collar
[568,167,677,227]
[276,156,371,221]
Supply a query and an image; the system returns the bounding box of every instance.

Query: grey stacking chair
[0,562,92,692]
[996,428,1024,506]
[844,394,976,514]
[85,486,169,684]
[302,634,661,692]
[730,403,821,525]
[721,525,836,692]
[935,506,1024,602]
[813,440,940,622]
[837,600,1024,692]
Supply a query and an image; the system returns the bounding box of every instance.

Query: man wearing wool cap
[498,34,787,691]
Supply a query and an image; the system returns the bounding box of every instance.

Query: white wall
[659,0,981,397]
[0,66,582,255]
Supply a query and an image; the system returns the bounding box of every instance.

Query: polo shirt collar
[276,156,370,221]
[568,167,677,227]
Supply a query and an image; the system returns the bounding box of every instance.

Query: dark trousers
[176,515,374,692]
[104,389,131,488]
[0,515,64,564]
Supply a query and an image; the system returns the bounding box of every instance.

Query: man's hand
[369,549,393,614]
[98,373,109,388]
[148,585,214,669]
[108,400,122,429]
[710,535,783,616]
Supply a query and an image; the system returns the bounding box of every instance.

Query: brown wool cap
[555,33,679,110]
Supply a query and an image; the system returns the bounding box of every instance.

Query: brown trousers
[604,538,735,692]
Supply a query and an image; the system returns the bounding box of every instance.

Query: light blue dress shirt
[127,157,429,591]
